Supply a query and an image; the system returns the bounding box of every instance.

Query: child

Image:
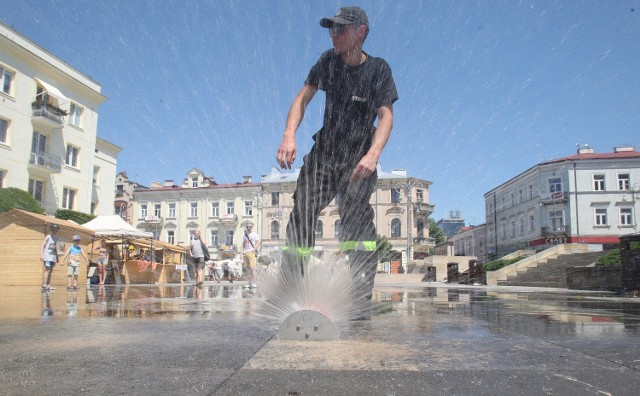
[95,239,109,285]
[40,224,60,292]
[61,235,89,290]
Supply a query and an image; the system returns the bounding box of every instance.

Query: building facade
[260,166,435,263]
[448,223,487,262]
[114,171,146,224]
[435,210,466,238]
[130,169,261,259]
[0,22,119,215]
[485,146,640,258]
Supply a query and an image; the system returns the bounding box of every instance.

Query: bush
[0,187,45,214]
[54,209,95,224]
[596,250,621,267]
[482,256,526,272]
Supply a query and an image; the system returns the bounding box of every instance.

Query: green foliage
[482,255,526,272]
[0,187,45,214]
[54,209,95,225]
[376,235,401,262]
[428,219,445,245]
[596,250,621,267]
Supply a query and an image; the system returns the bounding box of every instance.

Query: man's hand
[277,136,296,169]
[350,153,378,181]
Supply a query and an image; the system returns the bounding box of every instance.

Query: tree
[0,187,45,214]
[376,235,401,262]
[54,209,95,225]
[429,219,445,245]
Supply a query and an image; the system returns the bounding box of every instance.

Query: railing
[29,152,62,172]
[541,225,569,236]
[413,237,436,246]
[539,191,567,204]
[32,101,67,124]
[219,214,238,222]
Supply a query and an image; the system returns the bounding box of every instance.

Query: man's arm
[276,84,318,169]
[350,104,394,180]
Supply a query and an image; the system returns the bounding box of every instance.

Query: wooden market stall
[0,209,95,286]
[82,215,187,285]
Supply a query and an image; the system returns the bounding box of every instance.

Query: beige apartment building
[260,166,435,265]
[0,22,119,215]
[130,168,261,258]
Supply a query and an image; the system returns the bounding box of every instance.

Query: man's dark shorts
[193,257,205,269]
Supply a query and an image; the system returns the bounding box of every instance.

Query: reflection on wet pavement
[1,284,638,334]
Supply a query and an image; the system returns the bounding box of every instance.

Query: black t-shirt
[305,49,398,159]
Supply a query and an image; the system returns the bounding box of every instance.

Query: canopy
[34,78,69,105]
[82,215,152,238]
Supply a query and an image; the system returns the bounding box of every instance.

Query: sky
[3,0,639,224]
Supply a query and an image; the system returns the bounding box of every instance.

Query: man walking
[242,222,260,289]
[276,6,398,301]
[189,230,206,286]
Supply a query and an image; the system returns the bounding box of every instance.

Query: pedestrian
[242,222,260,289]
[95,239,109,285]
[40,224,60,292]
[275,6,398,300]
[61,235,89,290]
[189,230,206,286]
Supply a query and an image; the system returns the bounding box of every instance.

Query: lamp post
[144,215,163,262]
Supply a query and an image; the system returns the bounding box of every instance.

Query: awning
[34,78,69,105]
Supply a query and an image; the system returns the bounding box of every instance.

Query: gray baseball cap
[320,6,369,28]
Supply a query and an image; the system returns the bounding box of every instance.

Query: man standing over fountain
[276,6,398,301]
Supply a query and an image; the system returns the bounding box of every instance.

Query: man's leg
[283,150,336,275]
[339,172,378,300]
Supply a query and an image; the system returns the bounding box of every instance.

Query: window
[225,230,234,245]
[91,202,97,215]
[0,170,4,188]
[62,188,76,210]
[226,202,234,215]
[549,210,564,232]
[191,176,198,188]
[0,117,8,144]
[548,177,562,193]
[189,202,198,217]
[519,216,525,235]
[244,201,252,216]
[167,230,175,245]
[211,202,219,217]
[116,184,124,196]
[28,178,43,203]
[500,220,506,239]
[391,218,401,238]
[620,208,633,226]
[528,184,534,200]
[140,204,148,219]
[518,189,523,204]
[593,174,605,191]
[154,204,161,218]
[594,208,607,226]
[510,193,515,207]
[391,188,401,204]
[618,174,630,190]
[117,204,127,220]
[529,214,535,233]
[1,66,14,95]
[271,221,280,239]
[68,103,83,128]
[210,230,218,246]
[31,131,47,165]
[168,203,176,218]
[416,189,423,202]
[271,192,280,206]
[334,219,342,238]
[315,220,323,238]
[510,220,516,238]
[92,166,100,184]
[65,145,79,167]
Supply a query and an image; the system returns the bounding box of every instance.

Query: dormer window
[191,176,198,188]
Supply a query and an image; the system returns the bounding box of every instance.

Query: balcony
[540,191,567,204]
[28,152,62,173]
[32,101,67,127]
[541,225,569,236]
[219,214,238,223]
[413,236,436,246]
[413,202,435,215]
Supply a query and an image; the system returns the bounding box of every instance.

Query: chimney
[391,169,407,176]
[577,144,594,154]
[614,146,635,153]
[242,176,252,183]
[163,179,174,187]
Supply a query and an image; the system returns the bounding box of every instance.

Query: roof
[0,209,94,234]
[541,150,640,165]
[82,215,152,238]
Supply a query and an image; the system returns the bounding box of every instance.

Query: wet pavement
[0,276,639,395]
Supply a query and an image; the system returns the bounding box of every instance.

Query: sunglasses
[329,24,355,36]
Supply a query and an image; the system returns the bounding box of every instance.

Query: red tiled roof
[542,151,640,165]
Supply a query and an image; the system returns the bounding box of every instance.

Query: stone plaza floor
[0,275,638,395]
